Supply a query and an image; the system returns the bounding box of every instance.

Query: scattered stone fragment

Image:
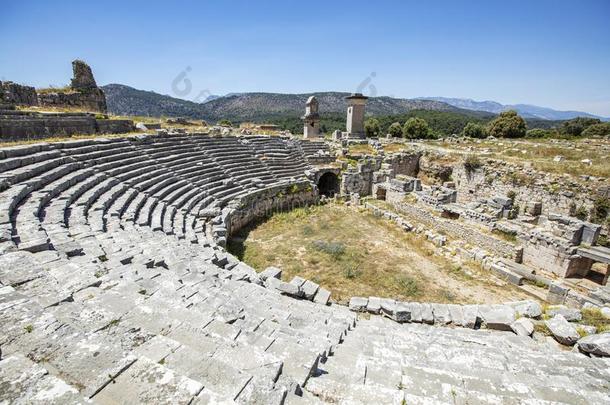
[546,305,582,322]
[506,300,542,318]
[511,318,534,337]
[546,314,580,346]
[577,333,610,357]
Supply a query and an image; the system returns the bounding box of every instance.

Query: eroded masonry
[0,97,609,404]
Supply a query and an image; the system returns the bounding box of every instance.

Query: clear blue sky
[2,0,609,116]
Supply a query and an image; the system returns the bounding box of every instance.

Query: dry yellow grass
[227,203,531,305]
[432,137,610,178]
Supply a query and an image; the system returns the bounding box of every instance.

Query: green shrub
[463,154,482,172]
[312,240,345,259]
[395,274,421,297]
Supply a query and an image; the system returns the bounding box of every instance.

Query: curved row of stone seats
[1,135,609,403]
[299,315,610,404]
[247,136,313,181]
[296,139,332,162]
[194,136,278,186]
[0,223,357,403]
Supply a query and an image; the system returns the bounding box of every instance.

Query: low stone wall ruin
[452,162,600,217]
[37,88,107,113]
[392,201,518,259]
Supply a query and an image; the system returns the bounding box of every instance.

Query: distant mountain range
[102,84,606,123]
[418,97,607,121]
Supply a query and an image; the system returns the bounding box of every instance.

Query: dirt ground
[228,203,533,305]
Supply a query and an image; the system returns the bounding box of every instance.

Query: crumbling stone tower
[302,96,321,138]
[70,60,98,90]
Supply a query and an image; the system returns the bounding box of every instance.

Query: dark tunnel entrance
[318,172,340,197]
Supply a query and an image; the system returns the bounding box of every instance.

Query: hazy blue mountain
[418,97,606,120]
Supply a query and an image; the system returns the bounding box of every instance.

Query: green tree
[402,117,430,139]
[486,110,527,138]
[526,128,549,138]
[581,122,610,137]
[364,118,381,137]
[461,122,487,138]
[387,122,403,138]
[560,117,601,136]
[218,119,232,127]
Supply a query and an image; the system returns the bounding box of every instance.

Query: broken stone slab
[546,314,580,346]
[312,287,331,305]
[259,266,282,281]
[506,300,542,318]
[348,297,368,312]
[577,333,610,357]
[546,305,582,322]
[478,305,516,331]
[366,297,382,314]
[511,318,534,337]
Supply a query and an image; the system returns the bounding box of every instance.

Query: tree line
[267,109,609,139]
[365,111,610,139]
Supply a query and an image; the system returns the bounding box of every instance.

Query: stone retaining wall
[212,181,318,246]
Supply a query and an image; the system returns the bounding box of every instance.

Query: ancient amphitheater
[0,129,609,404]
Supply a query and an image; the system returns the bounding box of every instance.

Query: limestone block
[506,300,542,318]
[478,305,516,331]
[349,297,368,312]
[260,266,282,281]
[366,297,382,314]
[393,302,411,323]
[546,305,582,322]
[301,280,319,300]
[431,304,451,325]
[546,314,580,346]
[577,333,610,357]
[313,287,331,305]
[511,318,534,337]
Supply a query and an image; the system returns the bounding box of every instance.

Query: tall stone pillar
[345,93,368,139]
[302,96,320,138]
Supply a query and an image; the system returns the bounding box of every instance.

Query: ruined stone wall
[0,81,38,106]
[393,201,518,259]
[37,88,107,113]
[384,152,420,177]
[0,110,133,140]
[452,162,599,217]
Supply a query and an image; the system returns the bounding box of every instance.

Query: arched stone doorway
[318,172,340,197]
